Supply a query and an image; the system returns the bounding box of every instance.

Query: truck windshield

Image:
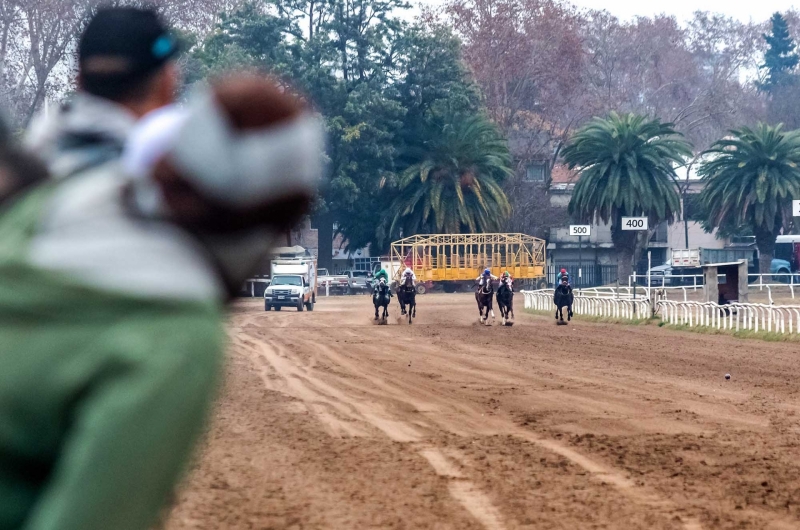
[272,276,303,286]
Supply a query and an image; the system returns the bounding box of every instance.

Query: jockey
[476,268,498,287]
[557,268,571,286]
[373,268,392,296]
[401,267,417,288]
[501,271,514,290]
[374,268,389,283]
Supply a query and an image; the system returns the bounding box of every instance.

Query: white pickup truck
[317,268,349,294]
[264,258,317,311]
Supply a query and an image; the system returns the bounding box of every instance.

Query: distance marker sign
[569,225,591,236]
[621,217,648,231]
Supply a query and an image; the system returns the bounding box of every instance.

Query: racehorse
[553,280,574,324]
[397,276,416,324]
[373,278,391,322]
[496,277,514,326]
[475,280,495,325]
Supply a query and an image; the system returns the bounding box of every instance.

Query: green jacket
[374,269,389,281]
[0,185,224,530]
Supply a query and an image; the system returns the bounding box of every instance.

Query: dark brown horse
[475,280,495,325]
[373,278,391,322]
[397,276,416,324]
[496,277,514,325]
[553,280,574,324]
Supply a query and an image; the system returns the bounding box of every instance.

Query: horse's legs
[375,304,379,320]
[568,304,573,320]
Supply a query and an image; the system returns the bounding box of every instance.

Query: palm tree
[698,124,800,274]
[388,113,513,237]
[563,112,693,283]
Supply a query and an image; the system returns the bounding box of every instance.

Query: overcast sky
[413,0,797,23]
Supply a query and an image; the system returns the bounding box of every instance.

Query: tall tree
[760,13,799,92]
[388,113,512,236]
[698,124,800,274]
[563,113,692,282]
[193,2,492,255]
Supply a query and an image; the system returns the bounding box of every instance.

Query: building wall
[667,221,723,252]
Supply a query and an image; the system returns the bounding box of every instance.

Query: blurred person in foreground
[26,6,179,178]
[0,74,323,530]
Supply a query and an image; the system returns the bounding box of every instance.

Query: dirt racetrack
[164,294,800,530]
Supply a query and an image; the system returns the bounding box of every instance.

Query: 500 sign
[569,225,591,236]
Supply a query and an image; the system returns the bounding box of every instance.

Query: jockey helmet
[503,271,510,277]
[560,268,566,274]
[483,268,491,276]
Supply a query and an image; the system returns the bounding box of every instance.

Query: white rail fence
[656,301,800,334]
[523,289,800,335]
[522,290,650,320]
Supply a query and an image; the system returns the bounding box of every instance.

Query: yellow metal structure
[390,233,546,283]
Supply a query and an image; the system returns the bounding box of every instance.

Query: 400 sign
[621,217,648,231]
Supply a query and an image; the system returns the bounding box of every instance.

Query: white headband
[122,104,189,179]
[123,86,324,208]
[170,87,324,206]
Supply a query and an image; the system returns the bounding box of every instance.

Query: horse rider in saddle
[477,268,497,290]
[557,268,571,287]
[500,271,514,291]
[401,267,417,292]
[373,268,392,297]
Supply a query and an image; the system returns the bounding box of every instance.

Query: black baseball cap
[79,7,178,93]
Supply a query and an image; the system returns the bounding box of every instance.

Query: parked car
[317,268,349,294]
[647,262,673,286]
[344,270,372,294]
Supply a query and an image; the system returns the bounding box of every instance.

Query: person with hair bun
[0,74,324,530]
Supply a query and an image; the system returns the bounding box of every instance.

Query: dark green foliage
[698,123,800,272]
[563,112,692,281]
[191,1,508,253]
[760,13,799,92]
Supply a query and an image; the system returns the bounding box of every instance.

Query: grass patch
[525,308,800,342]
[663,323,800,343]
[524,308,655,326]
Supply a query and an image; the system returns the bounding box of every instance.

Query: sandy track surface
[165,294,800,529]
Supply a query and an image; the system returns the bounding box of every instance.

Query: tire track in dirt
[238,332,509,529]
[174,296,800,530]
[284,336,705,530]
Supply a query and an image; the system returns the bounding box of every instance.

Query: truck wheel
[537,279,547,290]
[416,284,427,295]
[297,299,304,312]
[265,302,271,311]
[306,301,314,311]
